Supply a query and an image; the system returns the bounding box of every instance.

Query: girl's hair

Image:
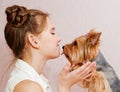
[4,5,49,58]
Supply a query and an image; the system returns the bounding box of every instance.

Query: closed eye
[51,33,55,35]
[51,27,55,35]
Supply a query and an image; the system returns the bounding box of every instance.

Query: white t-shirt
[4,59,52,92]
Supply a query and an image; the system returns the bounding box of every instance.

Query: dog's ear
[86,30,101,46]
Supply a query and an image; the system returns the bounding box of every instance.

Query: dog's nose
[62,46,64,49]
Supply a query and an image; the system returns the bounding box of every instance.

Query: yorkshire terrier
[62,29,120,92]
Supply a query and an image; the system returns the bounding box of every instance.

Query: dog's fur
[62,30,120,92]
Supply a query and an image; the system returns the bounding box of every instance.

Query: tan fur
[63,29,112,92]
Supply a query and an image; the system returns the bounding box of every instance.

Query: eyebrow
[51,27,55,31]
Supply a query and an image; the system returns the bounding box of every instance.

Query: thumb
[61,62,71,76]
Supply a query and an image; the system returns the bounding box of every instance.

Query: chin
[48,53,60,60]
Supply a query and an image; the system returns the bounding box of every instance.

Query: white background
[0,0,120,92]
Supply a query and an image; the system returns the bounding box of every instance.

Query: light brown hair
[4,5,49,59]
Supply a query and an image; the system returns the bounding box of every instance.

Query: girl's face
[37,17,61,60]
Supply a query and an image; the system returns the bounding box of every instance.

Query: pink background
[0,0,120,92]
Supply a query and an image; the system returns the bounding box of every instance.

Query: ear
[27,33,40,49]
[86,30,101,46]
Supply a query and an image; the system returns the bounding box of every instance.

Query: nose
[57,36,61,44]
[62,46,64,49]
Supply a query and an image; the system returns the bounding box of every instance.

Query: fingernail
[93,62,96,65]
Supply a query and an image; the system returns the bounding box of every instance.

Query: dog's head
[62,29,101,70]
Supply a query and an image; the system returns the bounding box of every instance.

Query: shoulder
[13,80,43,92]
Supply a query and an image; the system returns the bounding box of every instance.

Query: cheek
[45,42,60,58]
[44,39,57,50]
[40,36,58,51]
[49,41,58,51]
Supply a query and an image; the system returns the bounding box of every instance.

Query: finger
[68,62,91,79]
[77,62,95,77]
[92,62,96,67]
[91,62,96,69]
[72,62,91,74]
[82,72,93,79]
[60,63,71,76]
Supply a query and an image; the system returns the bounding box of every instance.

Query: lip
[57,44,60,46]
[61,52,64,55]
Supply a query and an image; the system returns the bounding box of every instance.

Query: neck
[22,52,47,75]
[94,51,111,68]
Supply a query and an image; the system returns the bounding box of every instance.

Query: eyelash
[51,33,55,35]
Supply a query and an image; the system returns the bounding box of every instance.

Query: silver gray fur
[94,51,120,92]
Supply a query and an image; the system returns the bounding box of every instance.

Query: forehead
[35,16,55,33]
[45,17,55,31]
[75,35,86,41]
[73,35,87,45]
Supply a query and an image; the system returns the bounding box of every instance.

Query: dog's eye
[73,41,77,46]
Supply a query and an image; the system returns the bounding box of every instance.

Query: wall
[0,0,120,92]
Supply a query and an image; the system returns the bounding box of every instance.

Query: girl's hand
[58,62,96,92]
